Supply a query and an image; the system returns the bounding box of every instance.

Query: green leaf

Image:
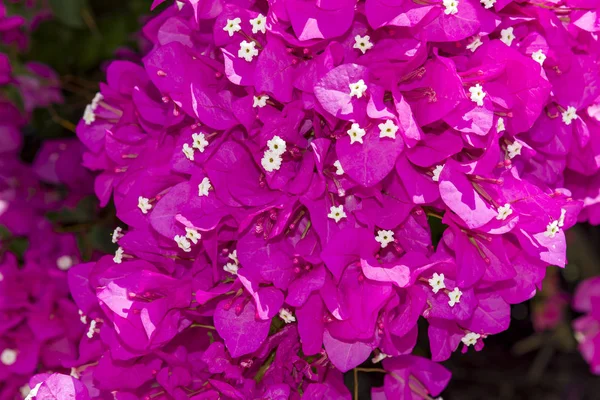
[48,0,88,29]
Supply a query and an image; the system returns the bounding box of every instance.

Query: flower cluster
[38,0,600,398]
[573,277,600,375]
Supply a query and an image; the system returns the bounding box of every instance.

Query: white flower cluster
[261,135,286,172]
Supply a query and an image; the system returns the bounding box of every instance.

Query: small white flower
[56,255,74,271]
[497,117,506,133]
[469,84,486,107]
[186,227,201,245]
[496,203,513,221]
[0,348,17,365]
[198,177,212,197]
[112,227,123,243]
[371,352,389,364]
[378,120,399,139]
[466,36,483,52]
[223,17,242,37]
[558,208,567,227]
[267,135,286,155]
[138,196,152,214]
[279,308,296,324]
[78,310,87,324]
[353,35,374,54]
[432,165,444,182]
[223,262,239,275]
[253,95,269,108]
[192,132,209,152]
[261,150,282,172]
[480,0,495,9]
[91,92,103,110]
[562,106,578,126]
[532,49,546,66]
[448,287,463,307]
[176,0,185,10]
[86,319,98,339]
[83,104,96,125]
[428,273,446,294]
[333,160,344,176]
[507,141,522,159]
[228,250,239,265]
[544,220,560,238]
[24,382,42,400]
[113,247,124,264]
[349,79,368,99]
[238,40,259,62]
[175,235,192,252]
[375,230,395,249]
[500,27,515,46]
[182,143,195,161]
[327,205,347,223]
[443,0,459,15]
[461,332,481,346]
[347,123,366,145]
[249,13,266,34]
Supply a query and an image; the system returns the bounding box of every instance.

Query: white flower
[279,308,296,324]
[432,165,444,182]
[175,235,192,252]
[24,382,42,400]
[223,17,241,37]
[532,49,546,66]
[378,120,399,139]
[562,106,578,126]
[327,205,347,223]
[558,208,567,227]
[261,150,282,172]
[192,132,209,152]
[182,143,195,161]
[78,309,87,324]
[91,92,103,110]
[333,160,344,176]
[223,262,239,275]
[267,135,286,155]
[186,227,201,245]
[198,177,212,197]
[347,123,366,144]
[238,40,259,62]
[507,141,522,159]
[111,227,123,243]
[176,0,185,10]
[480,0,495,9]
[500,27,515,46]
[466,36,483,52]
[113,247,124,264]
[353,35,374,54]
[349,79,368,98]
[138,196,152,214]
[83,104,96,125]
[544,220,560,238]
[250,13,266,34]
[496,203,513,221]
[0,348,17,365]
[497,117,506,132]
[375,230,395,249]
[448,287,463,307]
[428,273,446,294]
[371,352,389,363]
[469,84,486,107]
[461,332,481,346]
[228,250,239,265]
[253,94,269,108]
[56,255,74,271]
[86,319,98,339]
[443,0,459,15]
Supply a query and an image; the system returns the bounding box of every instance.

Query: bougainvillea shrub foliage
[4,0,600,398]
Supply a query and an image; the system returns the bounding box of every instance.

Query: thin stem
[190,323,216,330]
[353,368,359,400]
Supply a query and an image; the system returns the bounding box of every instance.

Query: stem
[190,323,216,330]
[353,368,359,400]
